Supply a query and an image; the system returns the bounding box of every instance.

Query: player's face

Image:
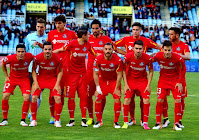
[169,30,177,42]
[55,21,66,31]
[163,46,172,59]
[16,48,25,60]
[103,45,113,58]
[36,23,45,36]
[133,44,143,58]
[132,26,141,37]
[43,45,53,58]
[92,24,101,37]
[83,32,89,42]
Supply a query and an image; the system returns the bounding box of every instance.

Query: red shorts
[125,79,150,99]
[95,80,121,102]
[3,78,31,95]
[33,77,61,97]
[65,73,87,99]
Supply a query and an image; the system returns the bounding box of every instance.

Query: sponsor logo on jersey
[169,62,174,66]
[93,47,103,50]
[99,41,103,45]
[131,62,136,64]
[54,35,58,37]
[40,62,45,64]
[176,47,181,51]
[73,52,78,57]
[89,42,94,43]
[75,48,80,50]
[101,64,106,66]
[139,62,144,66]
[128,45,133,50]
[42,40,45,43]
[63,34,67,38]
[52,39,69,44]
[83,47,87,52]
[160,61,165,63]
[50,62,54,66]
[24,62,28,66]
[129,42,134,43]
[110,63,114,67]
[3,57,8,62]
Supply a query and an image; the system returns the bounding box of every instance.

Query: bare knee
[32,95,38,103]
[3,93,11,100]
[124,98,131,105]
[157,99,164,102]
[23,94,30,101]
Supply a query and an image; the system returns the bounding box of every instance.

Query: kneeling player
[152,40,186,131]
[93,43,123,128]
[122,40,153,129]
[0,44,34,126]
[29,42,63,127]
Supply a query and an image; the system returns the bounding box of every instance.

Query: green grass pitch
[0,69,199,140]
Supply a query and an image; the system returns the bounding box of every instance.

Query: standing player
[0,44,34,126]
[54,28,97,127]
[46,15,77,124]
[86,19,126,125]
[115,22,162,126]
[93,43,123,128]
[161,27,191,128]
[29,42,63,127]
[25,18,48,121]
[122,40,153,130]
[152,40,186,131]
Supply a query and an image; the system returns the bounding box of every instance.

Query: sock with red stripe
[140,97,144,121]
[101,98,106,115]
[2,100,9,119]
[22,101,30,119]
[123,104,129,123]
[31,102,37,121]
[163,98,168,118]
[180,99,185,120]
[95,102,102,122]
[114,102,121,123]
[80,97,87,119]
[55,102,62,121]
[129,98,135,120]
[156,102,163,124]
[49,96,55,117]
[68,98,75,119]
[143,103,150,123]
[87,95,94,119]
[175,102,182,124]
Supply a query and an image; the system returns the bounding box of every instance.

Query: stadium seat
[0,45,2,52]
[2,45,8,54]
[157,19,161,26]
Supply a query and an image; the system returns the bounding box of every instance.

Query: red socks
[175,102,182,124]
[2,100,9,119]
[101,98,106,115]
[68,99,75,119]
[129,98,135,120]
[87,95,94,119]
[123,104,129,123]
[22,101,30,119]
[49,96,55,117]
[31,102,37,120]
[180,99,185,120]
[95,102,102,122]
[55,102,62,121]
[80,98,87,119]
[114,102,121,123]
[143,103,150,123]
[163,98,168,118]
[140,97,144,120]
[156,102,163,124]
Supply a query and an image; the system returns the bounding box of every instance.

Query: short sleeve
[116,58,123,72]
[93,58,100,71]
[146,38,158,49]
[2,55,12,65]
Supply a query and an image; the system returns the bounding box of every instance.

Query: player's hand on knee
[114,88,121,97]
[175,83,183,93]
[53,84,61,94]
[32,83,40,93]
[144,86,151,93]
[123,84,130,94]
[5,76,10,83]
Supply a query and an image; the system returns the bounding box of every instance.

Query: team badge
[110,63,114,67]
[42,40,45,43]
[99,41,103,45]
[24,62,28,66]
[169,62,174,66]
[139,62,144,66]
[50,62,54,66]
[3,57,8,62]
[176,47,181,51]
[83,47,87,52]
[63,34,67,38]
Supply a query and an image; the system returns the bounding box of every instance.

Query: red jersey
[115,36,158,53]
[47,29,77,67]
[2,53,34,79]
[123,52,153,81]
[153,52,186,83]
[93,53,123,81]
[172,41,190,55]
[34,52,62,79]
[64,39,96,74]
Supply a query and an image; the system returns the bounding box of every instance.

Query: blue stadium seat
[156,40,161,44]
[148,19,152,26]
[89,3,93,8]
[2,45,8,54]
[169,7,173,13]
[0,45,2,52]
[157,19,161,25]
[153,19,157,25]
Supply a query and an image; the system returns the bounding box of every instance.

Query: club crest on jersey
[83,47,87,52]
[169,62,174,66]
[176,47,181,51]
[24,62,28,66]
[139,62,144,66]
[3,57,8,62]
[110,63,114,67]
[63,34,67,38]
[50,62,54,66]
[99,41,103,45]
[42,40,45,43]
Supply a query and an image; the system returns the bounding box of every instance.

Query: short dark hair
[37,18,46,25]
[16,44,26,51]
[54,15,66,23]
[104,42,113,48]
[134,40,143,47]
[77,27,88,38]
[163,40,172,48]
[43,41,53,49]
[169,27,181,35]
[91,19,101,27]
[132,22,142,28]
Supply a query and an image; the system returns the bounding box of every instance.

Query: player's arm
[122,56,130,93]
[93,60,103,95]
[178,52,191,60]
[115,38,127,52]
[53,64,63,94]
[144,60,153,93]
[114,71,122,97]
[113,42,126,55]
[2,59,9,82]
[34,42,43,49]
[32,58,40,93]
[53,47,65,54]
